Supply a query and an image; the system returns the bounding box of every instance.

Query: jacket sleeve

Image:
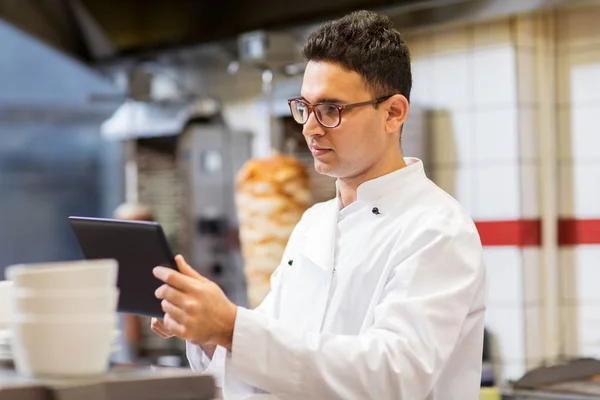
[185,264,288,383]
[185,208,311,384]
[226,218,486,399]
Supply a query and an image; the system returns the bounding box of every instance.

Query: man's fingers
[175,255,209,283]
[160,299,187,324]
[175,254,197,277]
[151,318,169,336]
[154,284,188,308]
[163,312,186,339]
[153,266,196,291]
[153,256,211,292]
[150,317,172,338]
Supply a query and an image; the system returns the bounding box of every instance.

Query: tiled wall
[409,1,600,382]
[407,18,538,381]
[556,3,600,360]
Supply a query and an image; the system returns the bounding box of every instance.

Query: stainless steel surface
[177,121,251,306]
[100,98,221,141]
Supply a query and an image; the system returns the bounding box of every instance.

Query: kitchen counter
[0,363,216,400]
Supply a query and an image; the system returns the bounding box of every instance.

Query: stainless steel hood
[100,98,221,141]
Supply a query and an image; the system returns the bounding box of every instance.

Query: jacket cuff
[228,307,301,395]
[230,307,262,373]
[185,341,224,387]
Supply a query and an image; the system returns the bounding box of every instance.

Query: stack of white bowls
[4,258,119,377]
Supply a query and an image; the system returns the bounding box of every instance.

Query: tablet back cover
[68,217,176,318]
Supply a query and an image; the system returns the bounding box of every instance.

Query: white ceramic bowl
[5,259,118,290]
[0,281,14,329]
[11,315,116,377]
[12,288,119,315]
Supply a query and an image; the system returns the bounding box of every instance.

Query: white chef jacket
[187,158,487,400]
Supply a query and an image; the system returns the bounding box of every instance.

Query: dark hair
[303,10,412,102]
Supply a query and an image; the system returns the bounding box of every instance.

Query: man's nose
[302,111,326,138]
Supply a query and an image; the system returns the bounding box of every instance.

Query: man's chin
[314,160,339,178]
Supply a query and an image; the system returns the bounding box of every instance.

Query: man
[151,10,487,399]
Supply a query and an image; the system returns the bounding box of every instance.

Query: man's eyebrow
[299,96,346,104]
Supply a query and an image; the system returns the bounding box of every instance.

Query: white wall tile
[430,110,473,166]
[570,54,600,104]
[522,248,541,305]
[578,305,600,346]
[484,247,523,307]
[572,163,600,218]
[569,106,600,160]
[430,166,475,214]
[520,163,539,219]
[474,107,519,163]
[579,343,600,359]
[575,246,600,303]
[561,248,600,357]
[557,50,600,106]
[411,58,433,105]
[432,53,471,110]
[473,46,517,107]
[557,162,600,218]
[486,307,526,362]
[474,164,520,220]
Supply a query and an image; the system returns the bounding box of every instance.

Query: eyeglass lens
[290,100,340,128]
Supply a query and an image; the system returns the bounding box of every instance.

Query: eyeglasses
[287,95,395,128]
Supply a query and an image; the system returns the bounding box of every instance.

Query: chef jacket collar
[301,158,424,272]
[335,157,425,204]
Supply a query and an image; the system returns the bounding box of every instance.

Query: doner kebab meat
[235,154,311,308]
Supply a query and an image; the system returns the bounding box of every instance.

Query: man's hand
[153,255,238,351]
[150,317,217,358]
[150,317,175,338]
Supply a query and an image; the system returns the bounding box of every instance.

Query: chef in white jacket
[151,10,487,400]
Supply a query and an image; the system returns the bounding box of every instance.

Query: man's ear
[385,94,409,134]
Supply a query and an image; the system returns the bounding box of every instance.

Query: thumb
[175,255,208,282]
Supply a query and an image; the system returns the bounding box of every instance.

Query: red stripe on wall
[473,219,600,247]
[558,219,600,245]
[474,220,542,247]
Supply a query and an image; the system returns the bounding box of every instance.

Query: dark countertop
[0,363,216,400]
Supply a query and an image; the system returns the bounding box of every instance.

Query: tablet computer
[68,216,177,318]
